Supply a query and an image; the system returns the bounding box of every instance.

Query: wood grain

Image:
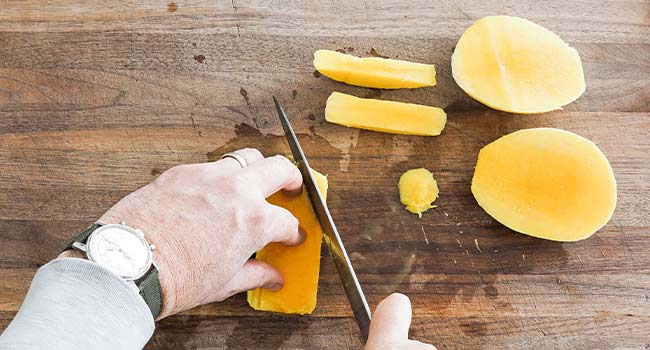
[0,1,649,349]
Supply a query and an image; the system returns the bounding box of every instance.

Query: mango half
[314,49,436,89]
[247,169,328,314]
[471,128,616,242]
[452,16,585,114]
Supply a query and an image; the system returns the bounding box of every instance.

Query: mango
[313,49,436,89]
[399,168,439,217]
[451,16,585,114]
[472,128,616,242]
[247,169,328,314]
[325,92,446,136]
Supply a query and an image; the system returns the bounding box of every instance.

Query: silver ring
[220,152,248,168]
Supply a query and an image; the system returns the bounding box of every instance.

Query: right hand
[365,293,437,350]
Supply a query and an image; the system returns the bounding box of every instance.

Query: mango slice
[472,128,616,242]
[451,16,585,114]
[247,169,328,314]
[325,92,447,136]
[313,49,436,89]
[399,168,439,217]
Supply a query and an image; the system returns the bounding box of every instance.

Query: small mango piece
[325,92,446,136]
[399,168,439,217]
[313,49,436,89]
[472,128,616,242]
[247,169,328,314]
[451,16,585,114]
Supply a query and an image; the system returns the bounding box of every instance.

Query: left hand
[60,148,305,319]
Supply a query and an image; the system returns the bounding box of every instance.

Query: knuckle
[271,154,293,167]
[220,174,248,192]
[241,148,263,159]
[165,164,188,177]
[155,164,185,184]
[249,203,269,225]
[269,155,301,181]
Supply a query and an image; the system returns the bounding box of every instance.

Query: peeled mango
[313,49,436,89]
[472,128,616,242]
[399,168,439,217]
[325,92,446,136]
[452,16,585,114]
[247,169,328,314]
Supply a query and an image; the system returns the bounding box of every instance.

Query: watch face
[86,225,152,280]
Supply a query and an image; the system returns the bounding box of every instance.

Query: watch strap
[137,267,163,319]
[65,223,103,250]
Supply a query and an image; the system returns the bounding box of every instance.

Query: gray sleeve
[0,258,155,350]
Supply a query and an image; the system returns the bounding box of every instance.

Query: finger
[218,260,284,300]
[263,204,305,246]
[238,155,303,198]
[401,340,437,350]
[213,148,264,174]
[366,293,412,347]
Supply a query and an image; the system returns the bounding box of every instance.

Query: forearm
[0,258,154,350]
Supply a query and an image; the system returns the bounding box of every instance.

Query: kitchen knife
[272,96,372,341]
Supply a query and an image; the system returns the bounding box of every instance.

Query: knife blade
[273,96,372,340]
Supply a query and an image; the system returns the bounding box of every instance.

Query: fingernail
[284,185,303,197]
[266,282,283,291]
[297,227,307,244]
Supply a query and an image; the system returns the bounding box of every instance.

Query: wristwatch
[66,222,163,318]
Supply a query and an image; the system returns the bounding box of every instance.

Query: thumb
[211,260,284,302]
[366,293,412,347]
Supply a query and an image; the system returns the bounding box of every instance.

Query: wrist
[58,249,87,259]
[99,210,179,320]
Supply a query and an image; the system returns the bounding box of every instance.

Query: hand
[365,293,436,350]
[61,148,304,319]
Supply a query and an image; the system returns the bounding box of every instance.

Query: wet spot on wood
[235,123,261,137]
[239,87,251,105]
[369,47,389,58]
[167,2,178,12]
[194,54,206,63]
[307,113,316,121]
[313,70,321,78]
[292,90,298,99]
[253,118,269,129]
[208,129,341,164]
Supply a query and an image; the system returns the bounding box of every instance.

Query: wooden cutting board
[0,1,648,349]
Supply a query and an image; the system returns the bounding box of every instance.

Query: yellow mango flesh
[472,128,616,242]
[247,169,328,314]
[313,49,436,89]
[451,16,585,114]
[325,92,447,136]
[399,168,439,217]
